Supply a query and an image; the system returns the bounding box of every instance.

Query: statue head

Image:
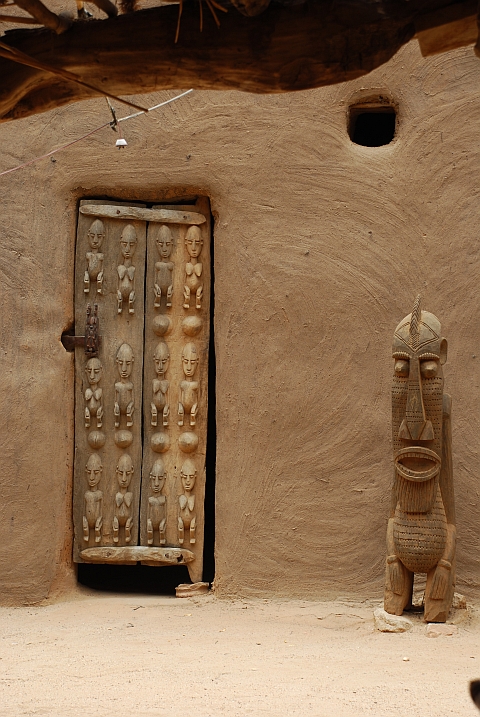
[116,343,134,379]
[156,225,173,259]
[181,459,197,492]
[120,224,137,260]
[182,342,198,378]
[88,220,105,250]
[85,357,102,386]
[85,453,102,488]
[185,226,203,259]
[116,453,134,488]
[392,296,447,506]
[150,459,166,493]
[153,341,170,377]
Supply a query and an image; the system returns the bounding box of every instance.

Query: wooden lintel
[79,204,206,225]
[80,546,195,563]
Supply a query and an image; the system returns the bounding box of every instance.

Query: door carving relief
[73,198,210,582]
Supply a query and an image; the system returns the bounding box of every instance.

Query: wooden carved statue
[154,225,174,309]
[113,453,134,544]
[384,296,455,623]
[84,357,103,429]
[178,459,196,545]
[117,224,137,314]
[183,225,203,310]
[178,342,199,427]
[147,459,167,546]
[114,343,134,428]
[151,341,170,427]
[83,454,103,543]
[84,219,105,295]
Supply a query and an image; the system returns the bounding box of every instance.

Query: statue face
[120,225,137,260]
[182,343,198,378]
[392,297,447,487]
[150,460,166,493]
[116,454,133,488]
[153,342,170,377]
[116,344,134,379]
[185,227,203,259]
[88,221,105,250]
[86,454,102,488]
[156,226,173,259]
[181,461,196,492]
[85,358,102,385]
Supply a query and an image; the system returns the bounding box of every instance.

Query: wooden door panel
[73,201,146,562]
[141,198,210,582]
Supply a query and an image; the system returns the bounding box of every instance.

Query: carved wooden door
[73,198,210,583]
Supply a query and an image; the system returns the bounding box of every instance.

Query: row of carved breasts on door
[73,200,210,582]
[84,218,204,313]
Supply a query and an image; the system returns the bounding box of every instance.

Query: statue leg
[97,405,103,429]
[183,285,190,310]
[424,560,455,623]
[85,408,91,429]
[147,518,154,545]
[117,290,122,314]
[82,516,89,542]
[113,516,119,543]
[190,516,196,545]
[84,271,90,294]
[166,285,173,308]
[178,517,184,545]
[196,286,203,310]
[151,404,157,427]
[160,518,166,545]
[129,290,135,315]
[95,516,102,544]
[125,517,133,543]
[384,559,413,616]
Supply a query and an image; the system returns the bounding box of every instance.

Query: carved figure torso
[118,264,135,299]
[86,251,104,281]
[85,387,102,415]
[393,484,447,574]
[155,261,174,293]
[84,490,103,526]
[148,495,166,527]
[115,492,133,525]
[179,494,195,527]
[115,380,134,414]
[152,379,169,410]
[185,261,202,292]
[180,380,198,414]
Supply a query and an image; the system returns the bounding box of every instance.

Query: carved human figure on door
[178,459,196,545]
[147,459,167,546]
[384,296,456,623]
[114,343,134,428]
[152,341,170,427]
[178,342,199,427]
[117,224,137,314]
[183,226,203,310]
[154,224,174,309]
[84,219,104,295]
[83,453,103,544]
[84,357,103,429]
[113,453,134,544]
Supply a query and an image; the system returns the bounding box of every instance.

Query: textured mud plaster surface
[1,40,480,603]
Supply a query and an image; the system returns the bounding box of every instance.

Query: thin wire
[0,89,194,178]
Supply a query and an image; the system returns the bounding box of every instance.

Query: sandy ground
[0,590,479,717]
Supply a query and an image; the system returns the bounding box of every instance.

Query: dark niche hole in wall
[349,105,396,147]
[77,200,216,596]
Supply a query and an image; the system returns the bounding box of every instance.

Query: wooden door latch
[61,303,101,356]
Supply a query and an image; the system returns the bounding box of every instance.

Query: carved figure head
[181,459,197,492]
[88,219,105,250]
[156,225,173,259]
[153,342,170,378]
[116,343,134,379]
[120,224,137,260]
[150,459,166,493]
[392,296,447,511]
[85,453,102,488]
[185,226,203,259]
[182,343,198,378]
[116,453,134,489]
[85,357,103,386]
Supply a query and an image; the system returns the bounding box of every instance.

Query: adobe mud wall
[1,40,480,604]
